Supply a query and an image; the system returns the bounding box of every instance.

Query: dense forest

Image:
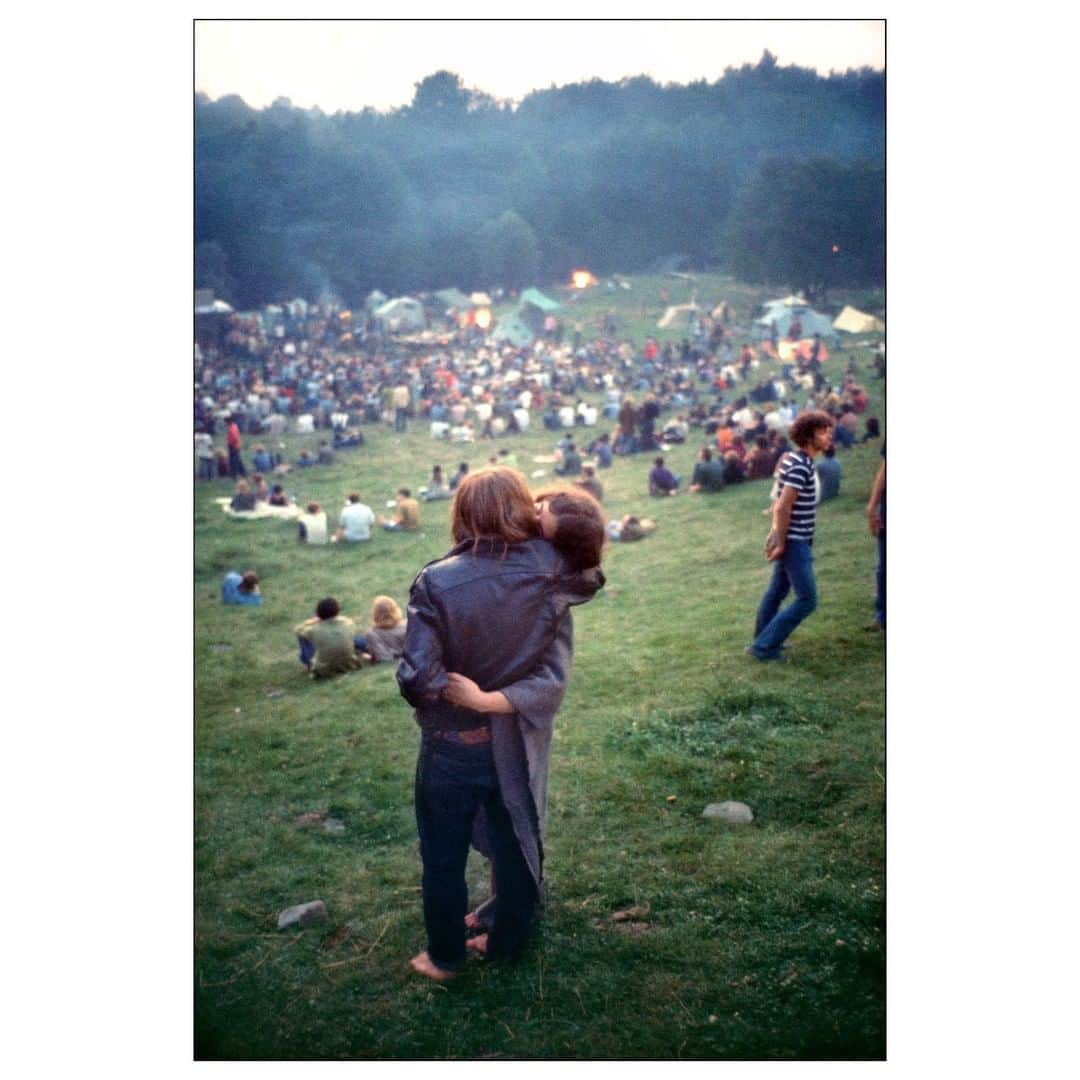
[195,51,884,309]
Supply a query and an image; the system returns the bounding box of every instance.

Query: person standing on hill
[866,449,886,632]
[226,416,246,478]
[746,411,835,662]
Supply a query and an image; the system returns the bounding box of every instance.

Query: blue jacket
[221,571,262,606]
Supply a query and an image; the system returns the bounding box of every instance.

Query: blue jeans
[297,635,366,668]
[414,736,537,972]
[833,425,854,449]
[751,540,817,657]
[875,530,885,626]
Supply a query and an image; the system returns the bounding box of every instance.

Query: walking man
[226,416,246,479]
[746,411,835,661]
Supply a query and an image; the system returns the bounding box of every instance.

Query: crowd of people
[205,293,884,982]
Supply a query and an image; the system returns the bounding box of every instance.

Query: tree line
[195,52,884,309]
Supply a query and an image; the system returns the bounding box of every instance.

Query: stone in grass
[702,801,754,824]
[323,817,345,835]
[277,900,328,930]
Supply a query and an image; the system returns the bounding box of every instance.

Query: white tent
[374,297,426,332]
[833,306,885,334]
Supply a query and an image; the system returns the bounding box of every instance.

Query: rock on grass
[702,801,754,823]
[277,900,328,930]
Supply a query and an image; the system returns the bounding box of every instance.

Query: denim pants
[297,635,366,668]
[227,446,247,478]
[875,530,885,626]
[414,736,538,972]
[751,540,817,657]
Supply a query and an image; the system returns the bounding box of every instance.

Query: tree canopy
[195,54,884,308]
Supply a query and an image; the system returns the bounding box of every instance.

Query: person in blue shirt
[221,570,263,606]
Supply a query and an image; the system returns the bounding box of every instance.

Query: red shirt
[226,423,241,450]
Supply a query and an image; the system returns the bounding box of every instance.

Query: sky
[194,18,884,115]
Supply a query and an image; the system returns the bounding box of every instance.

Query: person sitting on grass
[422,465,451,502]
[229,478,256,512]
[295,597,364,678]
[250,473,270,502]
[221,570,262,606]
[380,488,421,532]
[297,501,329,545]
[267,483,289,507]
[554,441,583,477]
[688,446,726,493]
[574,464,604,502]
[648,455,680,496]
[355,595,408,663]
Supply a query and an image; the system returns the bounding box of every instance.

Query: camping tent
[833,306,885,334]
[754,300,836,341]
[374,297,426,332]
[490,312,534,348]
[364,290,388,313]
[519,287,561,313]
[433,288,472,313]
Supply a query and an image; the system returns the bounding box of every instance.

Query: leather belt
[429,727,492,745]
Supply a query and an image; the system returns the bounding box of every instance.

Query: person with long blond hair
[398,466,604,981]
[357,595,408,663]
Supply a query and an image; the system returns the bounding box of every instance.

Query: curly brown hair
[533,486,606,571]
[788,410,835,449]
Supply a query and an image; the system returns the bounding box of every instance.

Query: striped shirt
[777,449,817,542]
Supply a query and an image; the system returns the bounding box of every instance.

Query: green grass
[194,274,885,1060]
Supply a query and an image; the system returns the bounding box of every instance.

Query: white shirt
[339,501,375,542]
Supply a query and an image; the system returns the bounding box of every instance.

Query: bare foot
[409,951,457,981]
[466,934,488,955]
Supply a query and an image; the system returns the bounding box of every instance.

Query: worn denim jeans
[751,540,817,657]
[414,736,537,972]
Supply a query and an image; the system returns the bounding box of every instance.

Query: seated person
[267,483,289,507]
[860,416,881,443]
[297,501,329,544]
[648,456,680,496]
[380,488,421,531]
[333,427,365,449]
[661,416,689,444]
[333,492,375,542]
[575,464,604,502]
[721,450,746,485]
[295,597,363,678]
[448,462,469,491]
[554,442,583,476]
[317,440,335,465]
[229,479,257,511]
[251,445,275,473]
[429,420,450,440]
[296,448,316,468]
[250,473,270,501]
[355,595,408,663]
[605,514,656,542]
[815,445,842,503]
[221,570,262,606]
[421,465,451,501]
[589,432,614,469]
[744,436,776,481]
[688,447,726,492]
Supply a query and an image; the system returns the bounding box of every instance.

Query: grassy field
[194,274,885,1060]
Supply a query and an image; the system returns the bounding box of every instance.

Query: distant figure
[295,596,363,678]
[221,570,262,606]
[575,464,604,503]
[225,417,246,478]
[268,484,289,507]
[606,515,656,542]
[689,447,726,493]
[333,492,375,543]
[866,450,886,632]
[422,465,451,501]
[317,440,335,466]
[297,501,329,545]
[448,462,469,491]
[229,479,256,512]
[815,445,842,503]
[555,442,583,477]
[860,416,881,443]
[195,430,215,481]
[648,455,680,496]
[381,488,421,531]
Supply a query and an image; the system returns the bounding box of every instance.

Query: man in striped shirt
[746,411,836,661]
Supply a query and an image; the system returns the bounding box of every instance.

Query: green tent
[491,311,534,348]
[519,287,561,312]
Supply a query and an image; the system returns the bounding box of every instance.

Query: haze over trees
[195,53,884,309]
